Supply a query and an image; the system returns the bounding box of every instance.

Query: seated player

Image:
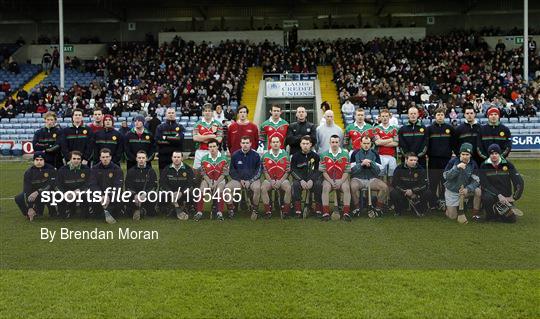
[159,151,195,220]
[15,152,57,220]
[225,136,262,219]
[478,144,524,223]
[124,150,158,220]
[89,148,124,224]
[290,136,323,218]
[350,136,388,217]
[390,152,432,216]
[194,139,229,221]
[261,136,291,219]
[55,150,91,218]
[442,143,482,224]
[319,135,351,221]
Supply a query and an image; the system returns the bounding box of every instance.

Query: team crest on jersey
[163,136,167,140]
[108,172,113,178]
[145,135,150,140]
[182,172,187,177]
[499,131,505,137]
[310,158,315,163]
[419,128,424,133]
[52,133,57,138]
[82,130,87,135]
[307,128,311,132]
[81,173,85,178]
[414,173,418,178]
[112,136,117,141]
[44,172,49,177]
[175,127,180,131]
[502,166,508,171]
[445,129,450,134]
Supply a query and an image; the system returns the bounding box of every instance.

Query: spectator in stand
[341,99,355,118]
[42,50,52,75]
[213,104,227,123]
[1,81,11,95]
[224,105,235,121]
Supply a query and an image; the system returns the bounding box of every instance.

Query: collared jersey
[373,124,398,156]
[194,118,223,150]
[259,118,289,150]
[200,152,229,180]
[344,122,373,150]
[319,148,350,180]
[262,149,290,180]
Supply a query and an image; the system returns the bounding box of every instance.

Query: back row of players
[19,103,523,223]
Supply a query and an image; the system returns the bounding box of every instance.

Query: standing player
[55,151,91,218]
[290,136,322,218]
[192,104,223,170]
[32,111,62,168]
[455,106,482,166]
[285,106,317,156]
[477,107,512,162]
[319,135,351,221]
[194,139,230,221]
[372,109,398,184]
[124,150,158,220]
[93,114,123,166]
[89,148,124,224]
[478,144,524,223]
[316,110,343,153]
[155,107,185,170]
[426,108,458,209]
[261,136,291,219]
[88,107,104,133]
[443,143,482,224]
[15,152,57,220]
[225,136,262,219]
[159,151,195,220]
[227,105,259,155]
[350,136,388,217]
[259,104,289,150]
[58,108,94,165]
[390,152,432,216]
[398,106,428,167]
[344,108,373,152]
[124,115,155,170]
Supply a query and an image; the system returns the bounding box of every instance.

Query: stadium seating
[0,64,41,101]
[34,68,102,90]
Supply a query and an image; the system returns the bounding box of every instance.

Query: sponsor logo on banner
[265,81,315,98]
[511,134,540,150]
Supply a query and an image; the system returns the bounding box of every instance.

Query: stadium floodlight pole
[524,0,528,84]
[58,0,65,89]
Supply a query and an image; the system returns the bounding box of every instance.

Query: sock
[294,201,302,212]
[472,208,480,215]
[343,205,350,214]
[264,204,271,213]
[217,200,224,213]
[227,203,235,211]
[323,205,330,214]
[315,203,322,212]
[283,203,290,214]
[196,201,204,212]
[376,201,384,208]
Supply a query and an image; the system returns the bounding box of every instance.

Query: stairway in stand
[240,67,263,122]
[317,65,344,129]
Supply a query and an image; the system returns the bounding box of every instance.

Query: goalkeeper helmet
[493,201,513,216]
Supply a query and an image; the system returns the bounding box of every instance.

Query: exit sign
[515,37,524,44]
[63,45,74,52]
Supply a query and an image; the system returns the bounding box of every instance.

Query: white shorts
[444,189,461,207]
[379,155,397,177]
[193,150,209,169]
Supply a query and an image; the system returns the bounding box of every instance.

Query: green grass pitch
[0,159,539,318]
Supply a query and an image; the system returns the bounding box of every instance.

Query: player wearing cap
[344,108,373,152]
[58,108,94,165]
[93,114,123,166]
[225,136,262,219]
[259,104,289,150]
[89,148,124,224]
[193,104,223,170]
[194,139,230,221]
[55,150,91,218]
[15,152,57,221]
[261,136,291,219]
[350,136,388,217]
[426,108,458,209]
[478,144,524,223]
[155,107,185,170]
[398,106,428,167]
[32,111,63,168]
[319,135,352,221]
[124,115,155,170]
[372,109,398,183]
[477,107,512,161]
[442,143,482,224]
[227,105,259,155]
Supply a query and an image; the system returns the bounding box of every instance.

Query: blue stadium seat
[509,118,519,123]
